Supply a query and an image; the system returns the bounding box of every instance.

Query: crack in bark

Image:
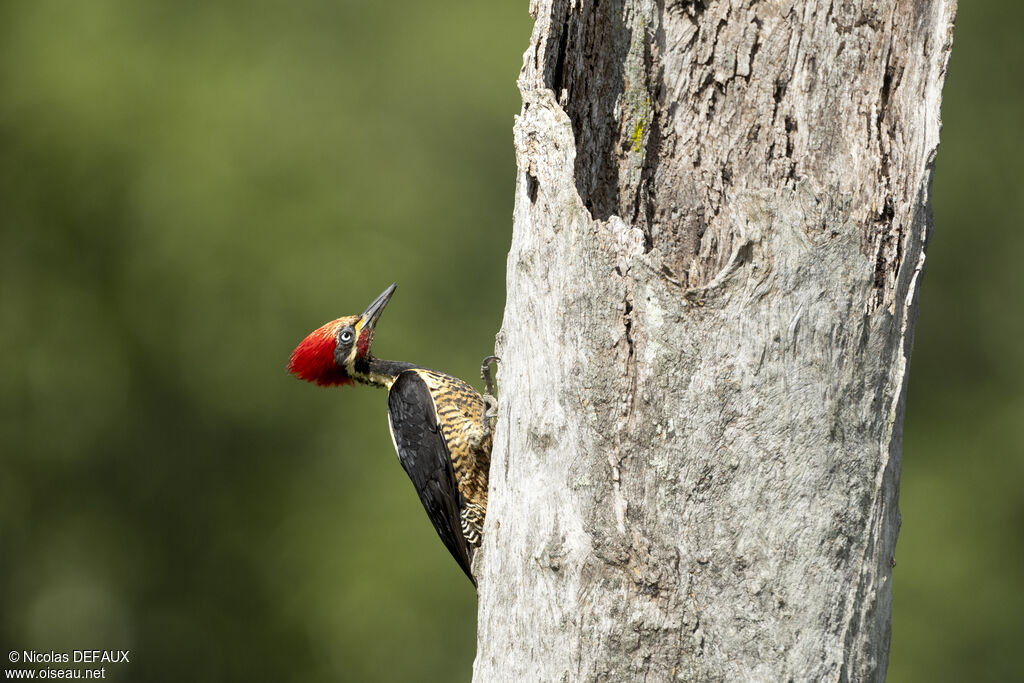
[610,272,638,536]
[550,4,571,97]
[866,10,909,314]
[527,172,540,204]
[623,299,635,362]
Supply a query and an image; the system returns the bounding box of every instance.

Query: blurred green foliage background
[0,1,1019,681]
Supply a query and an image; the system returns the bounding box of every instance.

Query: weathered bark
[475,1,955,680]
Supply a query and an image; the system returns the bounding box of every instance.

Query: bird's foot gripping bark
[481,356,500,437]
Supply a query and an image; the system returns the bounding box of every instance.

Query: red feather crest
[287,318,355,387]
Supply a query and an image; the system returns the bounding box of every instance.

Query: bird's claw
[481,355,500,397]
[483,395,498,420]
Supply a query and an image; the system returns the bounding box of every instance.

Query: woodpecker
[287,283,496,585]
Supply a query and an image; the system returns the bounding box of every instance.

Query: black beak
[360,283,397,333]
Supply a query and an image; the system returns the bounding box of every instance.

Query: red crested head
[287,283,397,388]
[287,317,357,386]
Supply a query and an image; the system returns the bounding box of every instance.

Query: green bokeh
[0,1,1018,681]
[891,2,1024,681]
[0,1,528,681]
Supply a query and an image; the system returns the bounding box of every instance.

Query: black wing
[387,371,475,584]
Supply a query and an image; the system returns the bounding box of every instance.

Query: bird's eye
[339,329,354,343]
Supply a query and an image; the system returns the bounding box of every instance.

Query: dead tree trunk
[474,1,956,680]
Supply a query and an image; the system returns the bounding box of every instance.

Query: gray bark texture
[474,1,956,681]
